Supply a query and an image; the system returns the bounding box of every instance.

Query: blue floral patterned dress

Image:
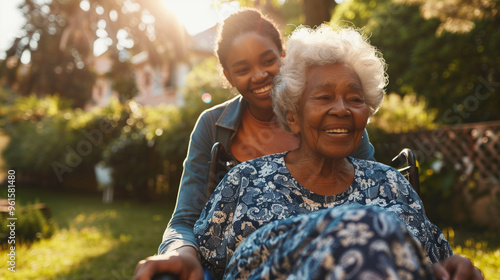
[194,152,452,279]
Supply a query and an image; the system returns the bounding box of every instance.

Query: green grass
[441,227,500,280]
[1,186,173,279]
[0,134,9,182]
[1,186,499,279]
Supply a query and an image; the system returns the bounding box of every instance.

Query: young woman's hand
[133,246,204,280]
[433,254,484,280]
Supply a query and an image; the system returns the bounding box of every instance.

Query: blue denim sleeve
[158,111,216,254]
[351,129,375,161]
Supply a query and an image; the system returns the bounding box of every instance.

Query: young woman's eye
[264,57,277,66]
[234,68,250,75]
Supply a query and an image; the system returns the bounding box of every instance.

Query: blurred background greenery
[0,0,499,279]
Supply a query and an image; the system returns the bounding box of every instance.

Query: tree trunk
[303,0,337,27]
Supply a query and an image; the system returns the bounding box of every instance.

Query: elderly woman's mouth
[324,128,349,134]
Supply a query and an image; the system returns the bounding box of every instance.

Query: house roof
[130,51,149,65]
[189,24,219,54]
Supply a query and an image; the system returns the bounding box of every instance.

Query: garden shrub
[368,92,438,162]
[1,94,127,188]
[0,202,56,248]
[368,92,437,133]
[102,102,180,200]
[367,92,500,229]
[417,155,457,226]
[0,57,237,200]
[367,92,455,224]
[1,94,76,185]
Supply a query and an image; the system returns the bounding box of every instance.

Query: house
[87,53,120,110]
[88,24,219,110]
[130,51,189,107]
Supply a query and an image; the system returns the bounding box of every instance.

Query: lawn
[1,186,499,279]
[1,186,173,279]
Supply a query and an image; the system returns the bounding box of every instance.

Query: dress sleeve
[194,166,243,276]
[158,111,216,254]
[351,129,375,161]
[391,169,454,263]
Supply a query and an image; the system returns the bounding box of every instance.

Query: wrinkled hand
[133,246,204,280]
[433,254,484,280]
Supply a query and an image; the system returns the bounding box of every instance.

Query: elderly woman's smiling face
[288,63,370,159]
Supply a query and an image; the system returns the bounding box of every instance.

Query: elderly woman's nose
[328,99,350,116]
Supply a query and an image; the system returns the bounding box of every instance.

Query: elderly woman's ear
[286,111,301,135]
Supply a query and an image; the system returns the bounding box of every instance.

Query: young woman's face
[288,63,370,159]
[223,32,282,120]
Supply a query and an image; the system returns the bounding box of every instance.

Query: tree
[302,0,337,27]
[0,0,188,108]
[220,0,336,34]
[397,0,498,35]
[332,0,500,123]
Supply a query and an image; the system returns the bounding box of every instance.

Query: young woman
[134,9,375,280]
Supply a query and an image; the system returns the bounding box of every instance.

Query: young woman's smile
[223,32,282,120]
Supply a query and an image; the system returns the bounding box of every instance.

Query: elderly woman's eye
[346,93,365,103]
[314,95,330,101]
[350,97,365,103]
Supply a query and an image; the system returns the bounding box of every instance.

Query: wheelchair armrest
[391,148,417,168]
[390,148,420,195]
[207,142,233,196]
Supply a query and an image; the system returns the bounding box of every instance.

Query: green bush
[101,102,184,200]
[104,57,232,200]
[369,92,438,134]
[417,155,457,225]
[0,202,57,248]
[182,57,233,114]
[368,92,438,162]
[1,94,74,184]
[1,94,128,188]
[1,94,190,198]
[0,57,235,200]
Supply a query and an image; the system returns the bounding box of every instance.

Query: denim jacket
[159,95,375,254]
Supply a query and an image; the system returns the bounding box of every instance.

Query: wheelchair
[207,142,420,195]
[153,143,420,280]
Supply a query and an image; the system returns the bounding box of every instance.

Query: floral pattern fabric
[194,152,452,279]
[227,205,433,279]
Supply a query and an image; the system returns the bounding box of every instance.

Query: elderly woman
[194,25,481,280]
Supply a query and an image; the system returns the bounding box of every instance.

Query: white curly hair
[272,24,388,132]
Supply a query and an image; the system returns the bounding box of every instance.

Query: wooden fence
[374,120,500,228]
[376,120,500,189]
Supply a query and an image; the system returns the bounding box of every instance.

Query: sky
[0,0,239,60]
[0,0,25,59]
[164,0,239,35]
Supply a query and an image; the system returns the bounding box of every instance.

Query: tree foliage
[332,0,500,124]
[301,0,337,27]
[0,0,187,108]
[221,0,335,34]
[397,0,498,35]
[369,92,438,134]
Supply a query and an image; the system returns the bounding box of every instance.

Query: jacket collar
[216,95,247,131]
